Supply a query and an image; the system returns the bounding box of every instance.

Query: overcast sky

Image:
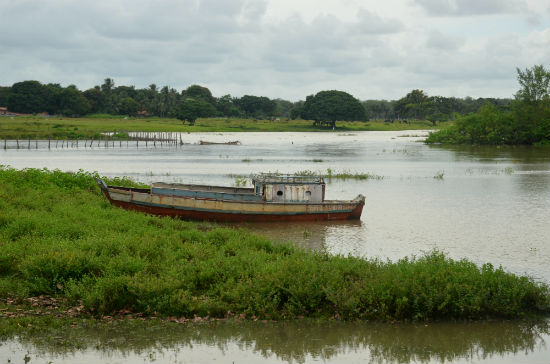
[1,0,548,100]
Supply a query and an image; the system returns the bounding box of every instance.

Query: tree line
[0,78,514,126]
[426,65,549,145]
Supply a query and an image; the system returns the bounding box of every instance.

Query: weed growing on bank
[0,167,548,321]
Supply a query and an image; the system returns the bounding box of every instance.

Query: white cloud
[0,0,548,100]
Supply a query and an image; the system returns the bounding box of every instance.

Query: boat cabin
[148,175,326,203]
[252,175,325,203]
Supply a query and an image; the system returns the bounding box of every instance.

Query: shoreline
[0,115,441,140]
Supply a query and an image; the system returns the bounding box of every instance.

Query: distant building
[0,107,19,116]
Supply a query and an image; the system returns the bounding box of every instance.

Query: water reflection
[4,319,549,363]
[236,220,363,252]
[430,144,550,165]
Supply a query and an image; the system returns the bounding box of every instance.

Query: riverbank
[1,166,548,323]
[0,115,441,139]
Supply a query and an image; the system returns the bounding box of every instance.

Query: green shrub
[1,166,549,320]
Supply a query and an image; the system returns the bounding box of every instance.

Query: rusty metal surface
[100,182,365,223]
[108,197,364,222]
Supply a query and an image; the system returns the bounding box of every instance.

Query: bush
[1,166,549,320]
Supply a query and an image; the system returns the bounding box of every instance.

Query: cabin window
[305,191,311,198]
[277,190,283,196]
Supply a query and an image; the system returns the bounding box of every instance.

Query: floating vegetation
[434,170,445,180]
[296,169,385,180]
[241,158,264,163]
[228,169,384,181]
[465,167,515,176]
[312,159,324,163]
[233,177,248,187]
[392,148,409,154]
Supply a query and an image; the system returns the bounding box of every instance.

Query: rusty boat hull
[96,180,365,223]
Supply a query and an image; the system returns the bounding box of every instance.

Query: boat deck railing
[151,182,256,194]
[252,174,324,184]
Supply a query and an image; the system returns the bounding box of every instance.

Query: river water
[1,131,549,363]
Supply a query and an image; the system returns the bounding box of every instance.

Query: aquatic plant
[233,178,248,187]
[433,170,445,180]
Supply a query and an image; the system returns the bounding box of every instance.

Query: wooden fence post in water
[16,139,19,149]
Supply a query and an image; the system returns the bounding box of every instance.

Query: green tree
[183,85,215,105]
[83,87,104,114]
[120,97,140,116]
[301,90,366,127]
[100,78,116,114]
[395,89,428,120]
[289,100,305,120]
[216,94,241,117]
[176,98,216,125]
[426,65,550,145]
[362,100,393,119]
[515,65,550,104]
[57,86,90,116]
[0,86,11,107]
[273,98,294,118]
[7,80,48,113]
[513,64,550,143]
[236,95,275,119]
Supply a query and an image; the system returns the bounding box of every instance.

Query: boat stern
[348,194,365,219]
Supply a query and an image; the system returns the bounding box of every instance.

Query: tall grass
[0,167,548,320]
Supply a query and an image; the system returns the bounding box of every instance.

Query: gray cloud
[413,0,527,16]
[425,30,465,50]
[0,0,547,101]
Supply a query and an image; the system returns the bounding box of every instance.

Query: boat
[96,174,365,222]
[199,140,241,145]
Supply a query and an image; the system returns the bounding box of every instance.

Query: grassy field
[0,166,548,322]
[0,115,442,139]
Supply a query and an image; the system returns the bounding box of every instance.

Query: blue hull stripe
[152,187,262,202]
